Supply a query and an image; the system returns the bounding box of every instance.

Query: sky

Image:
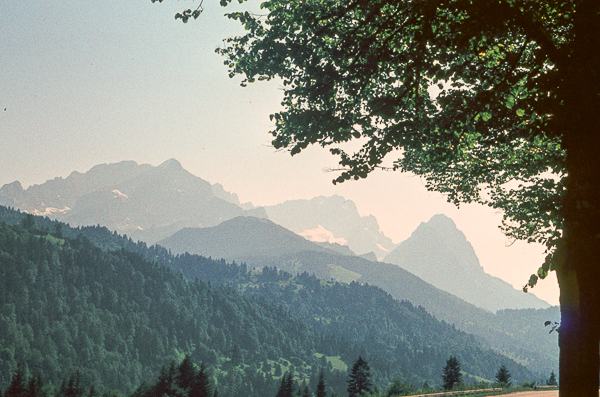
[0,0,559,305]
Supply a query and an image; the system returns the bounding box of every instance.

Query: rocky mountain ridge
[383,214,550,311]
[263,195,396,260]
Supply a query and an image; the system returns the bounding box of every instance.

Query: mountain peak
[0,181,25,203]
[0,180,24,192]
[157,158,183,171]
[425,213,457,230]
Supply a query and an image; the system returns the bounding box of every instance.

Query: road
[492,391,600,397]
[491,392,558,397]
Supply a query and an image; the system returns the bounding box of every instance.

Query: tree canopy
[201,0,599,395]
[216,0,571,268]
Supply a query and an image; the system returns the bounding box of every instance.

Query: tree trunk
[557,268,600,396]
[558,147,600,395]
[557,108,600,391]
[556,2,600,395]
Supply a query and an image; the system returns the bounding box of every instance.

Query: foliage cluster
[131,355,213,397]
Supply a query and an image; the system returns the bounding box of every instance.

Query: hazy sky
[0,0,559,305]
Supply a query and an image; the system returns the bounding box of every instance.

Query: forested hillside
[0,216,361,396]
[149,210,558,376]
[241,272,534,384]
[0,206,540,393]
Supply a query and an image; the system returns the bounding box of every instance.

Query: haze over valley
[0,159,551,313]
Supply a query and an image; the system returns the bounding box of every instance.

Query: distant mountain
[184,211,548,318]
[263,195,397,259]
[0,160,151,215]
[0,159,265,244]
[383,214,550,312]
[158,215,483,318]
[159,216,339,264]
[1,163,393,259]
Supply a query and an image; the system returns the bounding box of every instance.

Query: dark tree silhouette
[442,355,462,390]
[275,372,295,397]
[5,364,26,397]
[495,365,512,387]
[547,371,558,386]
[347,356,372,397]
[315,371,327,397]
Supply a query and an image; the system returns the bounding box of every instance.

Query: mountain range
[0,154,561,378]
[0,160,553,311]
[0,159,266,245]
[0,159,397,265]
[0,159,559,375]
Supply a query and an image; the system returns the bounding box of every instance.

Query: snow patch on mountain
[31,206,71,216]
[111,189,128,199]
[376,243,390,253]
[299,225,348,245]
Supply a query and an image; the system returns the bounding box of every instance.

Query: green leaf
[480,112,492,122]
[516,109,525,117]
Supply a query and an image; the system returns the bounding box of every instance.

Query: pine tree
[347,356,372,397]
[442,355,462,390]
[495,365,512,387]
[190,363,212,397]
[547,371,558,386]
[26,375,46,397]
[19,214,36,231]
[5,364,27,397]
[178,355,198,392]
[65,371,85,397]
[276,373,294,397]
[315,371,327,397]
[150,362,182,397]
[302,384,311,397]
